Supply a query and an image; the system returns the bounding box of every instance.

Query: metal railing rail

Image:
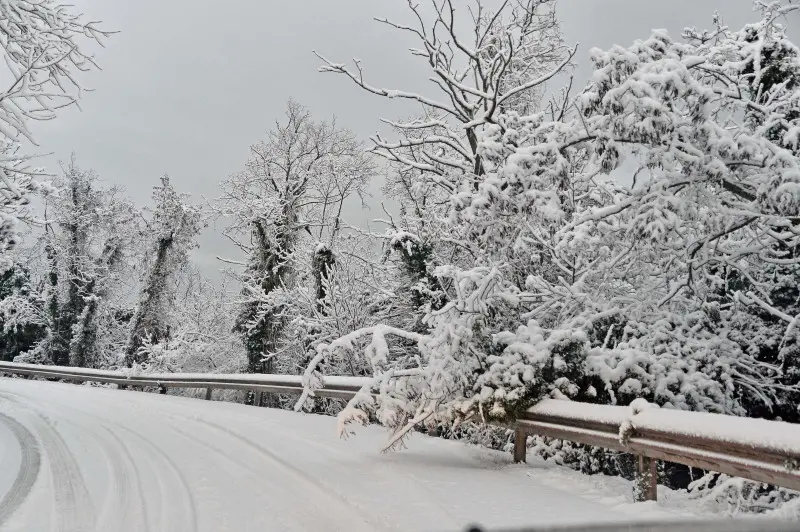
[2,361,800,502]
[516,399,800,501]
[0,361,366,399]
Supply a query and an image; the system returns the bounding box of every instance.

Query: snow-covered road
[0,377,697,531]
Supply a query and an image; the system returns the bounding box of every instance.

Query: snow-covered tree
[298,0,576,446]
[22,161,137,367]
[0,259,46,360]
[134,268,245,377]
[265,235,392,372]
[0,1,108,259]
[125,176,203,366]
[315,0,571,182]
[0,142,41,270]
[316,0,573,343]
[299,0,800,452]
[546,0,800,417]
[218,101,372,376]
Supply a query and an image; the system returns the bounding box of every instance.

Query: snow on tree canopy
[0,1,109,262]
[296,0,800,451]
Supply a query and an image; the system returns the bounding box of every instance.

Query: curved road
[0,377,686,531]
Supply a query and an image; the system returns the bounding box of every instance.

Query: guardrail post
[513,425,527,463]
[633,455,657,502]
[254,391,263,407]
[205,387,213,400]
[158,384,167,395]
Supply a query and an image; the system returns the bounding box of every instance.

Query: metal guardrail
[516,400,800,501]
[2,361,800,503]
[0,361,367,400]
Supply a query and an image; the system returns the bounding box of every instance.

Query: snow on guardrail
[524,398,800,457]
[0,361,368,399]
[0,361,369,388]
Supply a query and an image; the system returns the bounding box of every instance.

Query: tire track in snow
[24,412,95,532]
[185,417,390,532]
[0,390,96,531]
[0,389,143,532]
[111,425,198,532]
[1,389,196,532]
[0,413,41,527]
[171,408,462,528]
[33,396,198,532]
[92,426,151,532]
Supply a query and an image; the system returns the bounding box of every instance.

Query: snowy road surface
[0,377,699,531]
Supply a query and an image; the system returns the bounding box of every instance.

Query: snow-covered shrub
[442,423,514,453]
[128,271,246,377]
[689,472,799,516]
[529,436,637,478]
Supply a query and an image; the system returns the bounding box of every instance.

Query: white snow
[0,377,711,531]
[528,398,800,456]
[527,398,630,426]
[632,408,800,456]
[0,420,21,506]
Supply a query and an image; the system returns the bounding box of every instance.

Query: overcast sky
[28,0,796,280]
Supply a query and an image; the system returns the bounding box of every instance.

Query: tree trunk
[126,235,173,366]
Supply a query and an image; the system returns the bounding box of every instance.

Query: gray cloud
[28,0,794,279]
